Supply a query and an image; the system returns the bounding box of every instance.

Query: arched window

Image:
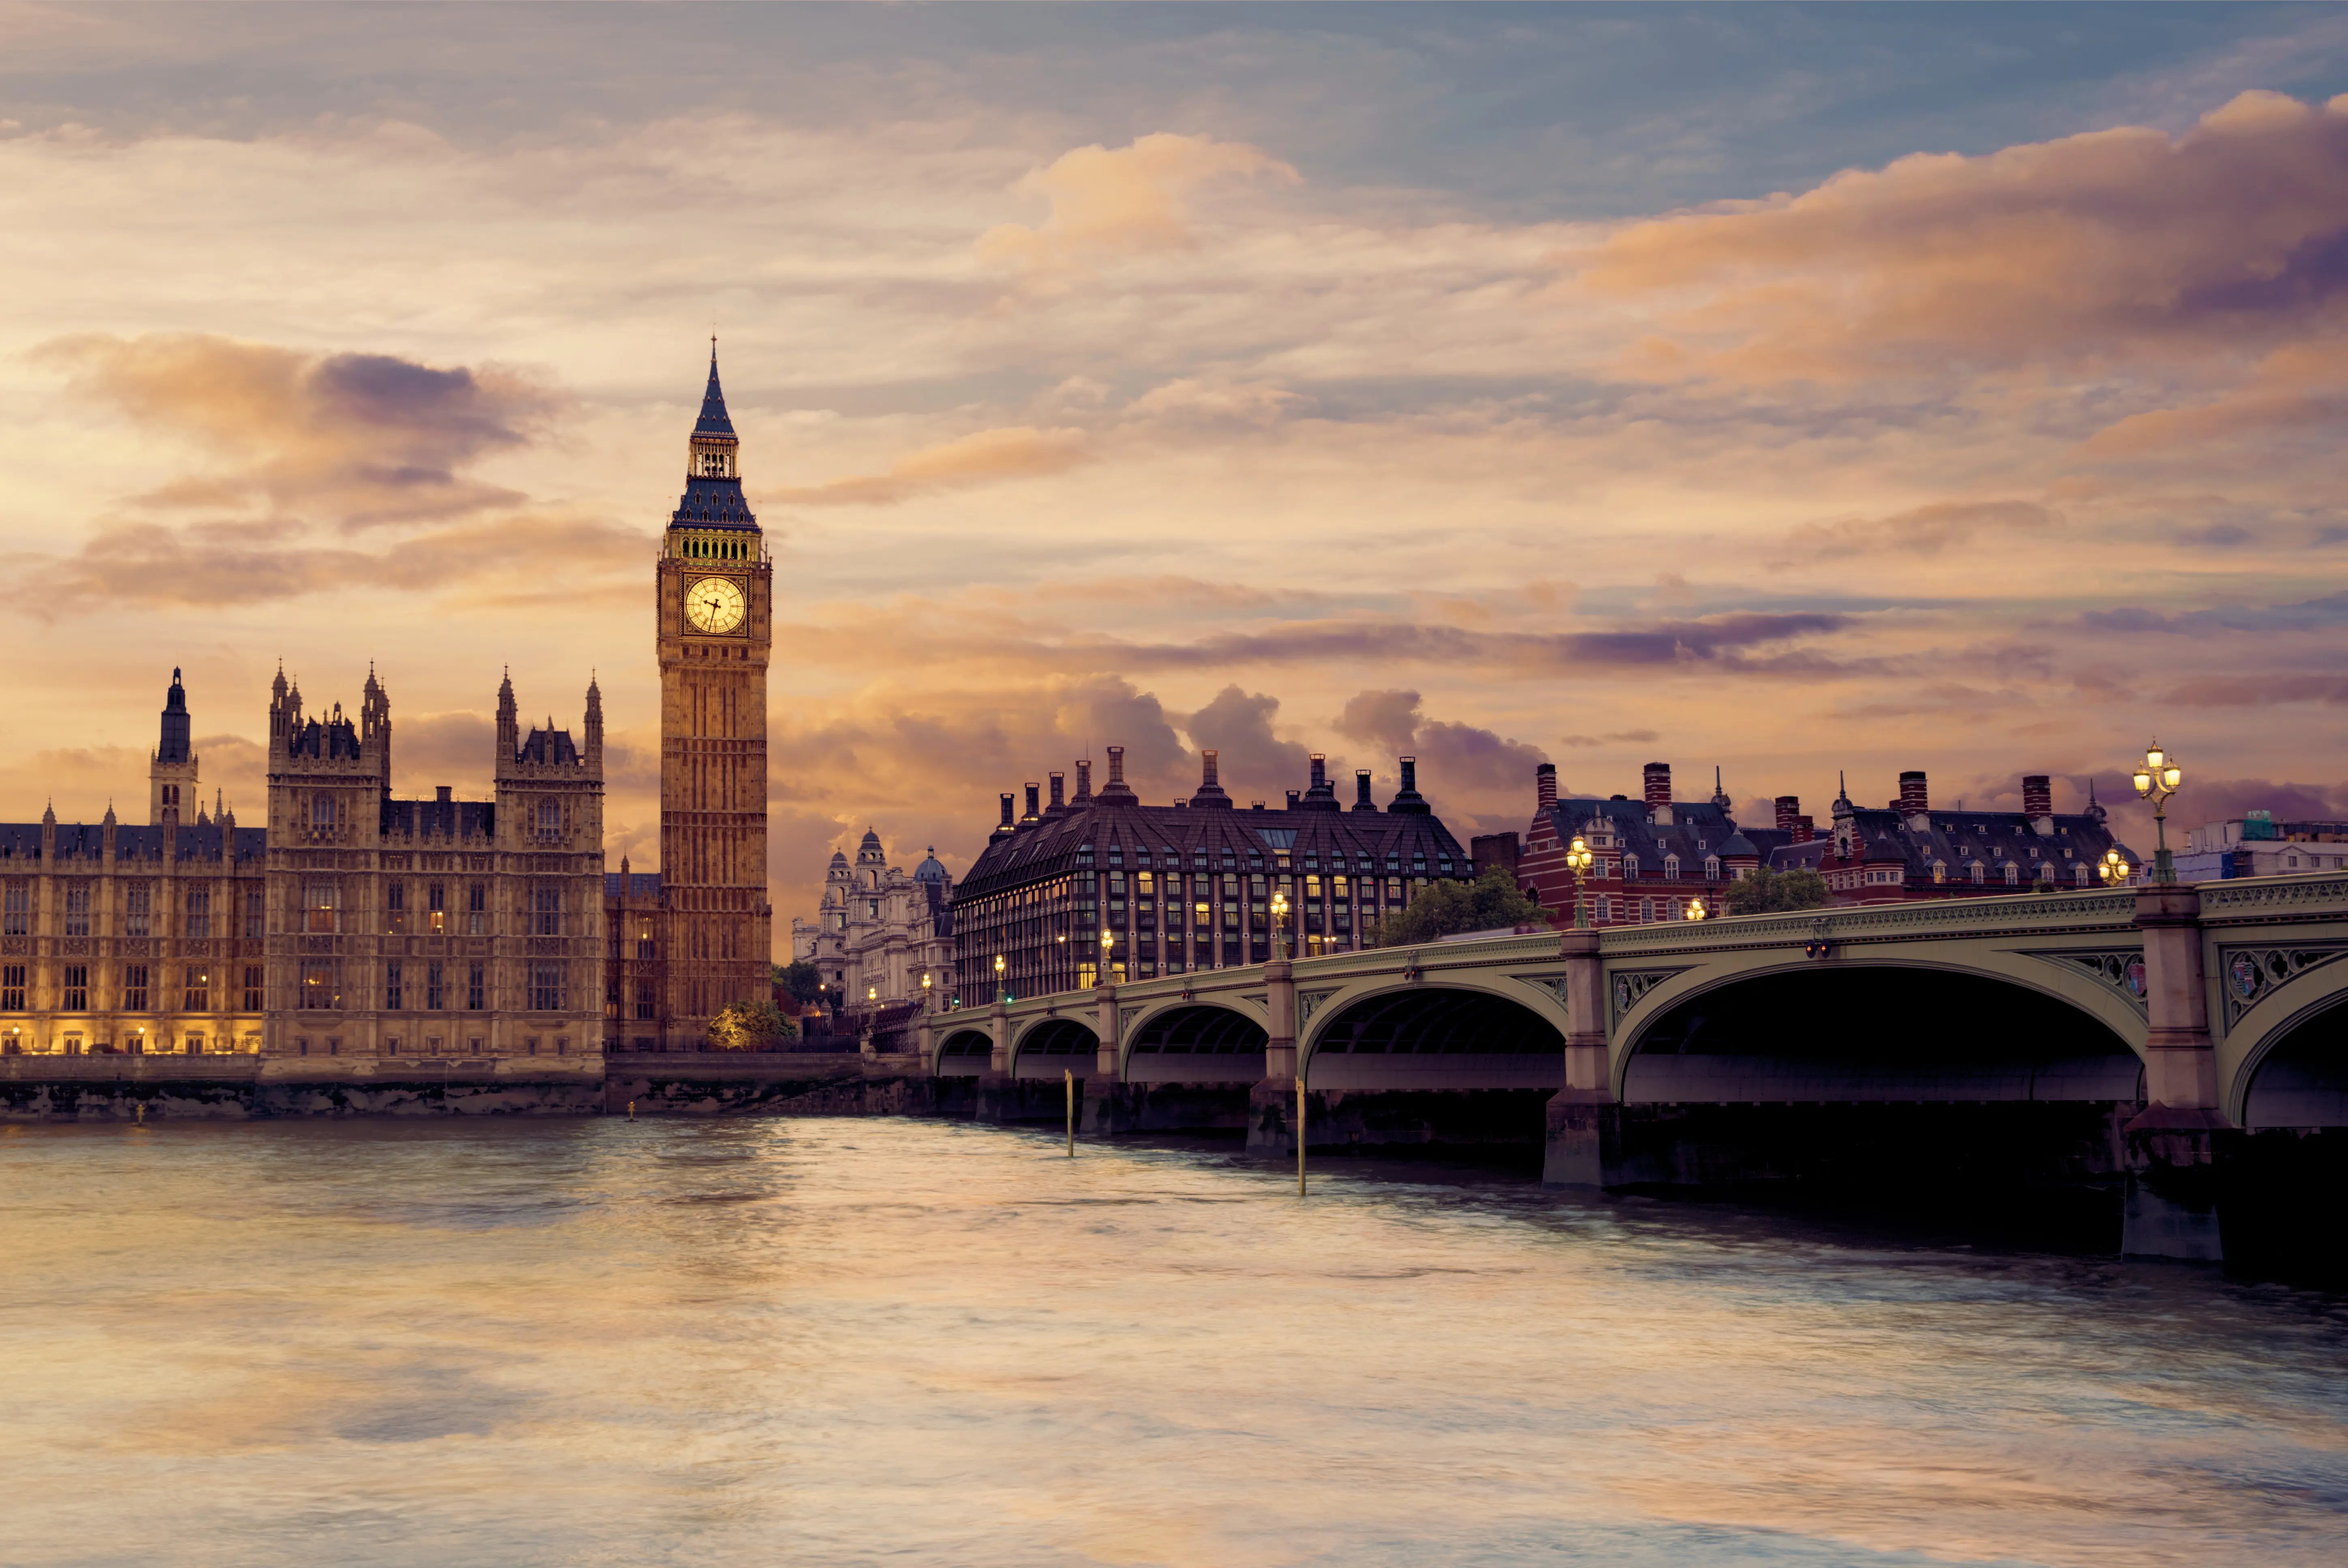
[1622,854,1639,880]
[1970,861,1985,883]
[1931,860,1947,883]
[1662,855,1680,880]
[1703,856,1721,881]
[2003,862,2021,886]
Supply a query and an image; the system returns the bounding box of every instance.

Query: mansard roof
[957,797,1468,901]
[516,726,579,767]
[380,797,496,840]
[1808,805,2134,873]
[0,823,266,862]
[287,713,362,760]
[1541,796,1748,865]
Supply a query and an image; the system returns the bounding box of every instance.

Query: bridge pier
[1543,928,1615,1187]
[1247,957,1299,1155]
[2122,884,2230,1262]
[975,997,1022,1123]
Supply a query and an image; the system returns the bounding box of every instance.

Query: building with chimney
[0,665,604,1061]
[601,346,777,1050]
[1517,762,1781,924]
[790,830,955,1009]
[1769,770,2136,902]
[948,750,1473,1005]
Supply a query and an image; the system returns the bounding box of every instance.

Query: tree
[774,960,824,1005]
[1721,865,1832,916]
[708,997,795,1050]
[1365,866,1545,948]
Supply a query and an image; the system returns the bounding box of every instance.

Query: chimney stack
[1644,762,1672,808]
[1389,755,1430,814]
[1537,762,1558,811]
[1048,772,1065,813]
[1286,789,1301,809]
[1023,782,1040,821]
[1899,770,1928,818]
[1354,770,1378,812]
[1775,795,1801,833]
[1191,749,1233,809]
[1310,754,1327,789]
[1097,744,1135,803]
[998,793,1015,828]
[1074,759,1092,803]
[1795,815,1815,843]
[2023,774,2054,830]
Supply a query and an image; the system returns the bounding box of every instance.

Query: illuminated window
[304,880,339,934]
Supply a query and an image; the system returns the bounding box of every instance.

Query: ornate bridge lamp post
[1686,896,1707,922]
[1271,890,1291,960]
[993,953,1006,1004]
[2098,849,2133,887]
[1565,835,1595,928]
[1100,927,1116,982]
[920,972,932,1012]
[2132,744,2184,884]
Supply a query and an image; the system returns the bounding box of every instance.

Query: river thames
[4,1117,2344,1566]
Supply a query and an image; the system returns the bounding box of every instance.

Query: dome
[828,850,848,866]
[914,846,948,883]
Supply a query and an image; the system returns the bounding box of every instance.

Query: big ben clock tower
[654,344,772,1037]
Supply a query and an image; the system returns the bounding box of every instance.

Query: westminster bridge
[920,876,2348,1263]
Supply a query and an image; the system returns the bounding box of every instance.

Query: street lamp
[1687,896,1708,922]
[2098,848,2132,886]
[2132,742,2184,883]
[1099,927,1115,984]
[1270,890,1291,960]
[993,953,1006,1003]
[1565,835,1595,929]
[920,972,932,1012]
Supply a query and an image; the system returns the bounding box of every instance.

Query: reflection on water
[4,1118,2346,1567]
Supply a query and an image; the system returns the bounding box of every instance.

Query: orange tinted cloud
[35,332,565,527]
[1582,91,2348,382]
[977,132,1300,274]
[765,426,1090,506]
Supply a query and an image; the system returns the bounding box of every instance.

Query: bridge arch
[1122,1002,1268,1083]
[1012,1016,1100,1079]
[2218,949,2348,1125]
[934,1026,994,1078]
[1301,979,1566,1090]
[1610,943,2148,1095]
[2232,985,2348,1129]
[1616,962,2141,1104]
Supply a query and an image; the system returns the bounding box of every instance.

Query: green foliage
[1721,865,1832,915]
[708,997,795,1050]
[774,960,825,1005]
[1365,866,1545,948]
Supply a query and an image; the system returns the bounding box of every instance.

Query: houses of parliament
[0,351,771,1061]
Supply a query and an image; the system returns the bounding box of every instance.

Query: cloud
[36,333,566,527]
[1581,91,2348,383]
[1777,500,2058,561]
[764,426,1090,506]
[977,132,1300,274]
[2080,590,2348,637]
[1179,685,1314,803]
[1560,729,1661,748]
[1331,688,1547,797]
[27,510,653,612]
[1126,377,1309,425]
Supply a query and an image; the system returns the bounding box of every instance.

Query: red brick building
[1771,770,2137,903]
[1518,762,1792,925]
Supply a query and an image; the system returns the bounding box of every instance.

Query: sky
[3,2,2346,936]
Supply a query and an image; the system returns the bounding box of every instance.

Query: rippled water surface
[4,1117,2346,1567]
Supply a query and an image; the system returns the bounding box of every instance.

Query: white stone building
[790,830,954,1010]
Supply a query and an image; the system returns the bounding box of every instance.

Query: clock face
[685,576,747,634]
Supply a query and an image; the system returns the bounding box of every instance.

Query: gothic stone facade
[601,347,775,1049]
[0,666,605,1060]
